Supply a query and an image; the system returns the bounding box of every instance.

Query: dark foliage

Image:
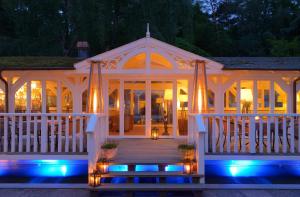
[0,0,299,57]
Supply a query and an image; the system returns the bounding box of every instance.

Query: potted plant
[178,144,195,161]
[100,142,118,160]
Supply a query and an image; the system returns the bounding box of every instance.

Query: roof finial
[146,23,150,38]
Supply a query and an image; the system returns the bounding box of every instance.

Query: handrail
[189,113,300,117]
[0,112,105,116]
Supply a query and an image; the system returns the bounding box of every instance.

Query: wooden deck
[112,139,186,164]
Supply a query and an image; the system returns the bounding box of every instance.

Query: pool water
[0,160,88,183]
[0,160,299,184]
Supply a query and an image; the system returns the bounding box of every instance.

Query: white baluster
[249,116,256,153]
[72,116,77,152]
[26,115,30,152]
[226,116,230,153]
[50,115,55,152]
[3,116,8,152]
[11,115,15,152]
[41,114,48,153]
[282,116,287,153]
[204,117,208,153]
[65,116,69,152]
[259,117,263,153]
[290,116,294,153]
[212,117,216,153]
[79,116,83,152]
[33,116,38,152]
[266,116,271,153]
[219,116,224,153]
[275,117,279,153]
[241,116,246,153]
[58,116,62,153]
[234,116,238,153]
[18,116,23,152]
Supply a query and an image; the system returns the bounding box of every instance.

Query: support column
[270,80,275,113]
[120,80,124,136]
[172,80,177,138]
[287,80,293,114]
[8,78,14,113]
[26,81,31,113]
[145,80,151,137]
[253,80,258,114]
[236,81,241,113]
[215,77,224,113]
[42,80,46,113]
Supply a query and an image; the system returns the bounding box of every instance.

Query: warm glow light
[241,89,253,102]
[93,90,98,113]
[164,89,172,100]
[31,81,37,89]
[255,116,260,120]
[184,163,192,174]
[198,88,202,112]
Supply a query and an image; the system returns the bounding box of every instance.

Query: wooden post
[195,114,206,184]
[41,114,48,153]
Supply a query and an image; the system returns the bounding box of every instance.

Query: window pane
[240,80,253,113]
[109,80,120,136]
[124,81,146,136]
[177,80,188,136]
[123,53,146,69]
[151,81,173,136]
[46,81,57,113]
[224,82,237,113]
[0,88,5,112]
[61,84,73,112]
[257,81,270,113]
[274,82,287,113]
[208,89,215,111]
[31,81,42,112]
[15,83,27,112]
[82,90,88,113]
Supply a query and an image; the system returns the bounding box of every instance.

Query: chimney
[76,41,89,58]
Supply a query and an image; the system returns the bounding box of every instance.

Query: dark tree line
[0,0,300,57]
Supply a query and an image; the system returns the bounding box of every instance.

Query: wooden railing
[0,113,91,154]
[200,114,300,154]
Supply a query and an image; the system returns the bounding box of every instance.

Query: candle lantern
[151,127,159,140]
[89,170,101,187]
[183,161,193,174]
[97,159,109,174]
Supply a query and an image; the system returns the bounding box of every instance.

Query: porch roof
[214,57,300,71]
[0,56,79,70]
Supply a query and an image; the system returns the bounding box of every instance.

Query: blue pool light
[108,165,128,172]
[135,165,158,172]
[165,165,184,172]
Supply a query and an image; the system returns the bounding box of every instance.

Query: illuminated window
[31,81,42,112]
[274,82,287,113]
[15,83,27,112]
[150,53,172,69]
[46,81,57,113]
[224,82,237,113]
[208,89,215,110]
[82,90,88,113]
[257,81,270,113]
[61,84,73,112]
[297,91,300,113]
[109,80,120,136]
[123,53,146,69]
[0,88,5,112]
[240,80,253,113]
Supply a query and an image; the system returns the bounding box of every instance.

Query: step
[91,183,204,191]
[101,171,203,178]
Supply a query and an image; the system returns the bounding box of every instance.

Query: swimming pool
[0,159,299,184]
[0,160,88,183]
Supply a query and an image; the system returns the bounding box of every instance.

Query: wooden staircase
[93,139,204,191]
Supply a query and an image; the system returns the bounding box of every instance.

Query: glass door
[151,81,173,137]
[124,81,146,136]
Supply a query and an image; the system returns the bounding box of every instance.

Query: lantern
[97,160,109,174]
[183,161,192,174]
[89,170,101,187]
[151,127,159,140]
